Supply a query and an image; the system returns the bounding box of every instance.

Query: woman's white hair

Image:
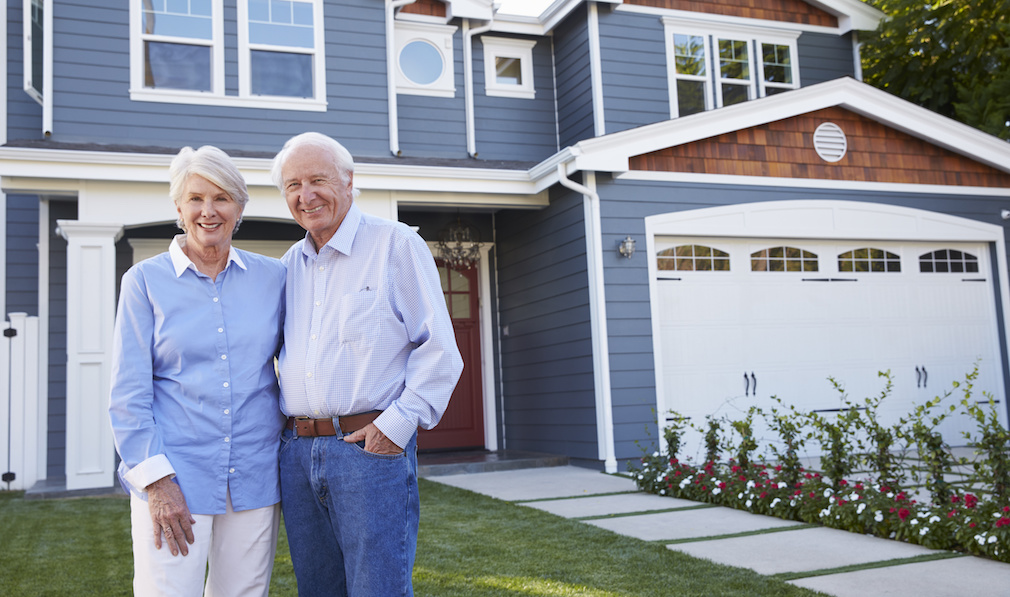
[169,145,249,232]
[270,132,360,198]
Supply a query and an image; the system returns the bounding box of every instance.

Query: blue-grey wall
[6,2,44,141]
[592,178,1010,465]
[46,199,75,479]
[797,31,857,86]
[553,4,595,149]
[494,183,598,464]
[598,9,670,135]
[5,195,39,314]
[472,34,559,162]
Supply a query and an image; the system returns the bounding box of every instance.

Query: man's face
[282,144,354,249]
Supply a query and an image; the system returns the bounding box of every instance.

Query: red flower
[760,491,768,499]
[718,482,727,489]
[810,492,816,498]
[839,479,849,487]
[898,508,910,521]
[996,517,1010,528]
[794,489,803,496]
[775,465,782,472]
[855,482,864,490]
[895,492,907,502]
[701,485,707,491]
[739,475,747,482]
[965,494,979,509]
[1003,506,1010,513]
[970,522,977,528]
[674,470,682,477]
[731,465,741,473]
[948,510,958,518]
[951,495,961,504]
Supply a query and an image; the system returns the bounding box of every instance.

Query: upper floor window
[838,248,900,272]
[751,246,818,272]
[481,37,536,100]
[395,21,457,97]
[919,249,979,273]
[662,18,800,118]
[658,245,731,271]
[23,0,46,103]
[130,0,326,111]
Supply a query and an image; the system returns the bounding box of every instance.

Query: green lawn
[0,479,826,596]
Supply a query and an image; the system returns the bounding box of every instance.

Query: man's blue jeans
[279,425,419,597]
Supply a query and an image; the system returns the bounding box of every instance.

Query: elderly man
[272,132,463,596]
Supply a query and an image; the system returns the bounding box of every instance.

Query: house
[2,0,1009,494]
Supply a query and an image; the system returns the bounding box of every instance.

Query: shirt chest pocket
[337,289,381,344]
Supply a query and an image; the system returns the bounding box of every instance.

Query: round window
[399,40,443,86]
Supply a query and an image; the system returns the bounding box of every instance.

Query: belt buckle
[293,416,314,437]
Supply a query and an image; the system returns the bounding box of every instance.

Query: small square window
[482,36,536,100]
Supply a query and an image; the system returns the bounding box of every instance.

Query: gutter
[556,163,618,474]
[386,0,418,156]
[464,17,494,157]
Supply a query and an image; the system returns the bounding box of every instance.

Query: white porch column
[56,221,123,490]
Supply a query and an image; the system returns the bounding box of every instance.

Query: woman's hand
[146,476,196,556]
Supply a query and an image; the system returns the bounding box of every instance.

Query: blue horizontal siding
[553,5,595,148]
[5,195,40,315]
[798,31,857,86]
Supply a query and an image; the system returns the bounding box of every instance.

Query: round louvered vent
[813,122,847,162]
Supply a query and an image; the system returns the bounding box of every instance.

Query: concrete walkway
[427,466,1010,597]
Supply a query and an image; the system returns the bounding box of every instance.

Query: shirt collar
[169,235,246,278]
[300,202,362,259]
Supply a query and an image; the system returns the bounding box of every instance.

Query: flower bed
[632,454,1010,562]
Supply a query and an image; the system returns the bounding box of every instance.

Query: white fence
[1,313,43,491]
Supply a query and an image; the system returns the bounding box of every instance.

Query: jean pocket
[350,441,405,461]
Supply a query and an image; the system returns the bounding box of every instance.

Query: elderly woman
[109,145,285,596]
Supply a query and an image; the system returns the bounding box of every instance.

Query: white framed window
[395,21,457,98]
[129,0,326,111]
[481,36,536,99]
[23,0,47,104]
[238,0,326,105]
[662,17,799,118]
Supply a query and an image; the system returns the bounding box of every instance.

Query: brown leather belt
[286,411,381,437]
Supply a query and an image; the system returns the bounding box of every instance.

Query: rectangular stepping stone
[669,525,933,575]
[428,466,637,501]
[584,505,801,542]
[522,492,695,518]
[789,554,1010,597]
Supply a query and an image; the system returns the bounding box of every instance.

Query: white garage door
[655,236,1006,459]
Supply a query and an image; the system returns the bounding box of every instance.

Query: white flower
[777,482,787,489]
[976,534,987,545]
[738,492,745,500]
[746,480,756,489]
[712,487,722,495]
[637,474,644,480]
[660,489,666,495]
[824,488,833,498]
[989,536,999,544]
[857,503,867,514]
[829,496,836,504]
[920,527,929,536]
[929,516,940,524]
[996,513,1003,518]
[874,511,884,523]
[887,492,895,499]
[770,498,781,509]
[910,519,919,525]
[790,499,797,507]
[653,451,660,458]
[680,480,689,489]
[746,499,753,508]
[853,494,861,501]
[820,508,830,518]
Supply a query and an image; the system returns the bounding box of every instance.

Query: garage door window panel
[920,249,980,273]
[658,244,730,272]
[750,246,818,272]
[838,248,901,273]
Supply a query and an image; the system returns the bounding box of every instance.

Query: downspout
[386,0,417,156]
[557,164,617,473]
[464,17,494,157]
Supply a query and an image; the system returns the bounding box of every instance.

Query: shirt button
[224,437,230,443]
[306,372,313,378]
[311,334,317,340]
[229,468,236,474]
[224,409,230,415]
[318,266,325,271]
[218,328,224,333]
[223,382,230,388]
[315,300,322,306]
[213,297,219,303]
[221,354,227,360]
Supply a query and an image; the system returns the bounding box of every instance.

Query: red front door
[417,262,485,450]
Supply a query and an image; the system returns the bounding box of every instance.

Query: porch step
[417,449,568,477]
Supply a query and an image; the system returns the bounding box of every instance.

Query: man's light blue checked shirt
[278,203,463,449]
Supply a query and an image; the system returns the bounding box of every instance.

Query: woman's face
[176,174,243,254]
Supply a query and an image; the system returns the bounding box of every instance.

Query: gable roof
[551,78,1010,183]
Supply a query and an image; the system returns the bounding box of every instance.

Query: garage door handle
[745,372,756,395]
[916,366,928,388]
[744,372,750,395]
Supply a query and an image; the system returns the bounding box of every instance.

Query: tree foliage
[861,0,1010,140]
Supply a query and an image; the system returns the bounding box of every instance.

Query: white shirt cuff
[122,453,176,493]
[373,409,415,450]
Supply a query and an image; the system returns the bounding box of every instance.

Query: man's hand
[343,423,403,455]
[146,476,196,556]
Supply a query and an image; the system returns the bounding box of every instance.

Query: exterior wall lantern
[618,235,636,258]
